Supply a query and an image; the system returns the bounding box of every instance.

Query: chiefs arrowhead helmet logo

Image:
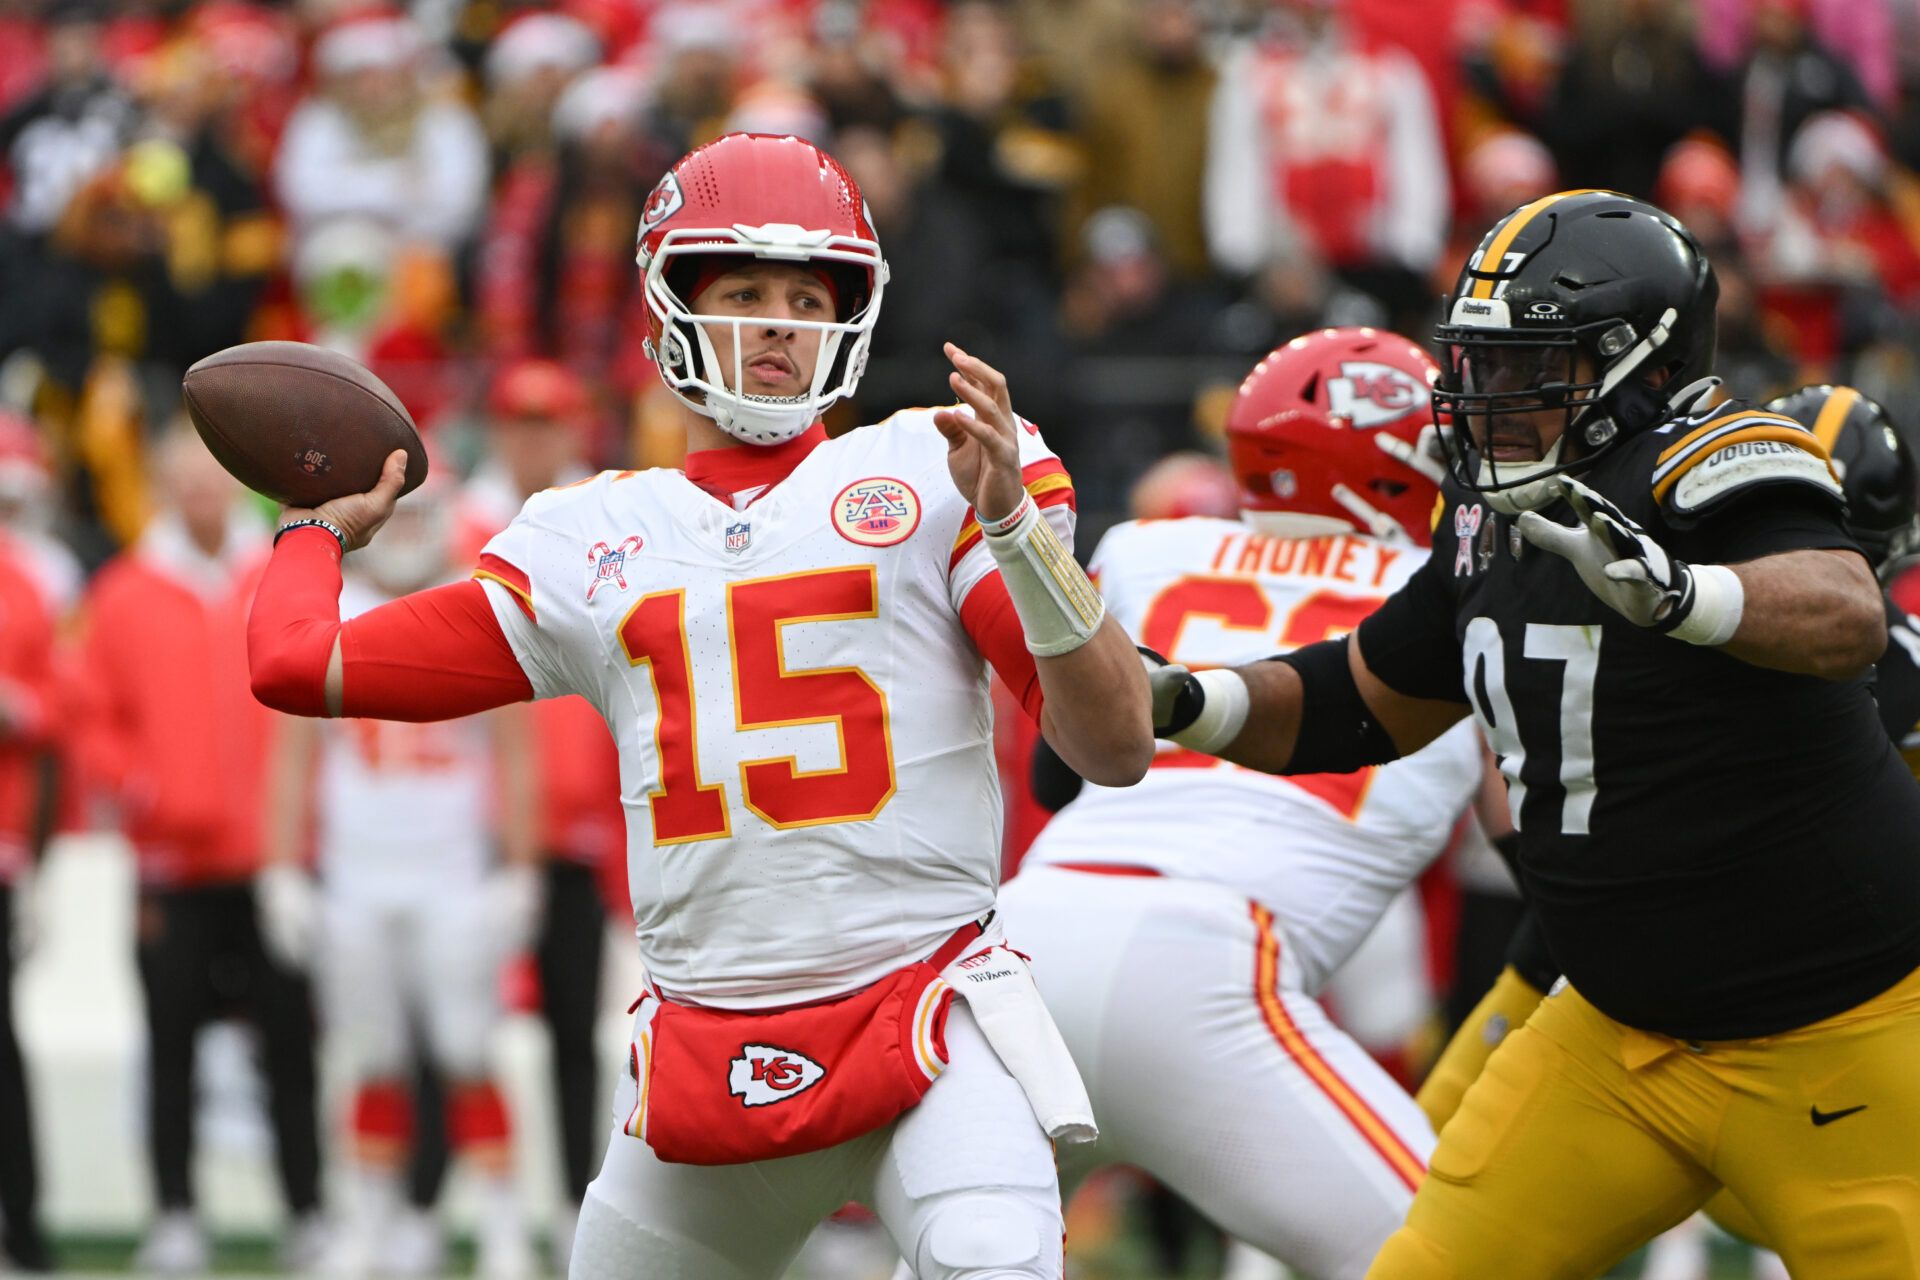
[639,172,685,239]
[1327,360,1430,429]
[728,1044,826,1107]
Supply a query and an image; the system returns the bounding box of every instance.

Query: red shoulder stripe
[473,553,536,622]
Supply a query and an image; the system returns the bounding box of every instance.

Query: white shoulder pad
[1668,436,1842,516]
[1653,412,1842,517]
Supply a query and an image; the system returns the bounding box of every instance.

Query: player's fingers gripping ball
[282,449,413,553]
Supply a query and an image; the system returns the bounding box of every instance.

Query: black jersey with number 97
[1358,399,1920,1040]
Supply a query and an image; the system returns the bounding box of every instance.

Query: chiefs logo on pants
[729,1045,826,1105]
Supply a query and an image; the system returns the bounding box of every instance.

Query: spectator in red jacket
[74,427,323,1276]
[0,525,60,1273]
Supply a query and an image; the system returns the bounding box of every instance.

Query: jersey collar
[683,424,827,508]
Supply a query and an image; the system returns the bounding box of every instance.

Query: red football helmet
[1225,327,1444,545]
[635,132,888,445]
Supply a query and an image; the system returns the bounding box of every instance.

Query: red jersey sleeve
[960,574,1044,725]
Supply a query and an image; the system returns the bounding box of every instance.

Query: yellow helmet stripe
[1810,386,1860,456]
[1468,189,1611,300]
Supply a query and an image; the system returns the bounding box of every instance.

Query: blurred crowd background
[0,0,1917,1275]
[4,0,1920,560]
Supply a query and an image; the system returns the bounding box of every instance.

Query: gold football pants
[1415,965,1546,1133]
[1369,965,1920,1279]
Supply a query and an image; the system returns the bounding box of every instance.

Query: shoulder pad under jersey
[1650,408,1842,519]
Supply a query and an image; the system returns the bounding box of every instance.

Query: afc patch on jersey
[833,477,921,547]
[728,1044,827,1106]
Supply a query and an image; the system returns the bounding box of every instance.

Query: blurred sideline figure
[460,359,625,1272]
[0,457,60,1273]
[259,466,542,1280]
[74,428,323,1274]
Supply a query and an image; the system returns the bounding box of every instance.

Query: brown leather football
[182,341,429,507]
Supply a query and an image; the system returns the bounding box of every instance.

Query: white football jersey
[1023,517,1482,995]
[317,578,496,896]
[477,411,1073,1008]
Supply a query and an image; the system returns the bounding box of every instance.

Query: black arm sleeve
[1272,637,1400,774]
[1354,548,1470,704]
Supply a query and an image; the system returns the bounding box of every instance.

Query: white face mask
[1479,439,1567,515]
[640,231,889,447]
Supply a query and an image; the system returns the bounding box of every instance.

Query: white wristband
[983,499,1105,657]
[1670,563,1744,647]
[1169,668,1250,753]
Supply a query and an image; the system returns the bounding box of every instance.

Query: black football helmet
[1434,190,1719,511]
[1766,384,1918,575]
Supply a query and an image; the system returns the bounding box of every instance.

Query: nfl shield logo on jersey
[832,477,921,547]
[725,521,752,554]
[728,1044,826,1106]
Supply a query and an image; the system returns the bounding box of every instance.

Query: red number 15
[618,566,897,844]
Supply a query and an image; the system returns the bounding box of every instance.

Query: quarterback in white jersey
[1006,328,1487,1278]
[258,481,543,1279]
[248,133,1151,1280]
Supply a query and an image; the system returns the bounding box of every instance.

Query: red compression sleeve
[249,526,349,716]
[249,526,534,720]
[338,578,532,720]
[960,575,1045,724]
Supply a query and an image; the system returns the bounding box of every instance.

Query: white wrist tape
[1169,667,1250,753]
[983,497,1105,656]
[1671,563,1745,647]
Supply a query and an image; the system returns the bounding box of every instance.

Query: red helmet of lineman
[1225,326,1444,546]
[634,132,888,446]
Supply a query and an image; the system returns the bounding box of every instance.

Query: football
[182,341,429,508]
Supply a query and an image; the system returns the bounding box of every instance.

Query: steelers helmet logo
[832,477,921,547]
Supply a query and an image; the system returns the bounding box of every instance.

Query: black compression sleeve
[1354,554,1470,703]
[1272,638,1400,774]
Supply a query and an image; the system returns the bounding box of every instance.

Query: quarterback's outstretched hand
[933,343,1026,522]
[1516,476,1743,646]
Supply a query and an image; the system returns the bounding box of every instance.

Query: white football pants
[319,890,500,1079]
[572,1003,1063,1280]
[998,866,1436,1279]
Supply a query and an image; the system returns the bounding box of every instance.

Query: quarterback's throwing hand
[1516,476,1744,646]
[933,343,1026,522]
[279,448,411,552]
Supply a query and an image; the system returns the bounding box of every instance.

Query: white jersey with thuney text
[1023,516,1481,994]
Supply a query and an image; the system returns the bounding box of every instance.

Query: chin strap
[1330,484,1413,544]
